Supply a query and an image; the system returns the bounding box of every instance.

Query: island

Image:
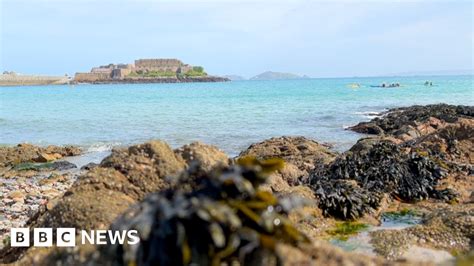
[74,58,229,84]
[250,71,310,80]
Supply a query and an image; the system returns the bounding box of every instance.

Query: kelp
[101,157,309,266]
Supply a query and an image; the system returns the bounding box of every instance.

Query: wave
[353,111,382,119]
[85,142,122,153]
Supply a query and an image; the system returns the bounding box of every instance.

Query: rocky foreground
[0,104,472,265]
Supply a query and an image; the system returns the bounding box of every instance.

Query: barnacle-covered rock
[27,141,190,231]
[239,136,337,186]
[174,141,229,172]
[101,140,186,196]
[98,157,310,266]
[370,204,474,260]
[409,118,474,165]
[32,168,140,230]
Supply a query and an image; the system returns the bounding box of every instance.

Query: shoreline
[72,75,230,85]
[0,75,229,87]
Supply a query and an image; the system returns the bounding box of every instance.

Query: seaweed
[314,180,382,220]
[309,140,458,220]
[101,157,309,266]
[13,162,55,171]
[327,222,368,241]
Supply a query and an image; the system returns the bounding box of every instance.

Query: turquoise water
[0,75,472,156]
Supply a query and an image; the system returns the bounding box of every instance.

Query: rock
[50,161,77,171]
[7,190,25,199]
[349,104,473,141]
[33,153,57,163]
[44,145,82,157]
[175,141,229,171]
[0,144,82,170]
[32,168,140,230]
[80,162,98,170]
[239,136,337,184]
[309,139,459,220]
[370,204,473,259]
[314,179,383,220]
[96,157,309,266]
[275,242,405,266]
[100,140,186,195]
[8,161,76,173]
[38,174,67,185]
[410,118,474,166]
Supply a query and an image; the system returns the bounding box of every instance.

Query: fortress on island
[74,58,228,84]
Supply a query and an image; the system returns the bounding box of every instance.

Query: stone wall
[91,68,113,74]
[0,74,69,86]
[74,72,111,82]
[111,68,131,79]
[134,59,183,70]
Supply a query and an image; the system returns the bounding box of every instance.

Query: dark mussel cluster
[101,157,309,266]
[310,141,457,220]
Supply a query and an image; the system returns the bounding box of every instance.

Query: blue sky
[0,0,472,77]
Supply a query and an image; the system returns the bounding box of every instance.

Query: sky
[0,0,472,78]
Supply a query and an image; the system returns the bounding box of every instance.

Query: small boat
[370,82,400,88]
[347,83,360,89]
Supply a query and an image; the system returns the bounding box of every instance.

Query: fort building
[74,58,199,82]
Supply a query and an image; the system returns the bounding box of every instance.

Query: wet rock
[49,161,77,171]
[6,161,77,174]
[175,141,229,171]
[370,204,473,260]
[276,241,409,266]
[80,162,98,170]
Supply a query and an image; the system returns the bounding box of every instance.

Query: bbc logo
[11,228,76,247]
[10,228,139,247]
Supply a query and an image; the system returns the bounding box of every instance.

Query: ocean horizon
[1,75,472,156]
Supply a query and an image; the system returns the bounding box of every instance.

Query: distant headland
[250,71,310,81]
[223,71,311,81]
[0,59,229,86]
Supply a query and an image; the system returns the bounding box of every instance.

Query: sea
[1,75,472,160]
